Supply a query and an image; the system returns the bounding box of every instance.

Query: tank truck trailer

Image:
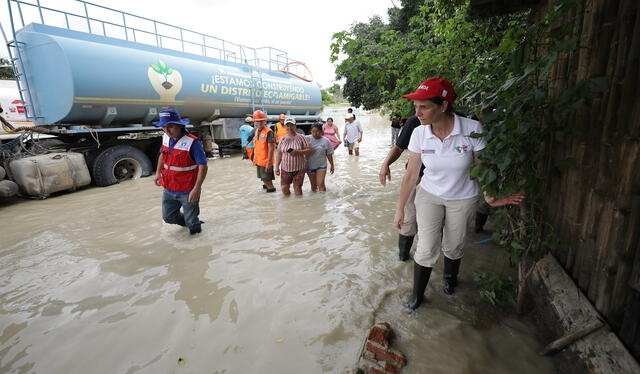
[0,0,321,197]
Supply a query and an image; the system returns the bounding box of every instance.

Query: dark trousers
[162,189,201,230]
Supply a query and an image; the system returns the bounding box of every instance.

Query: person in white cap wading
[343,113,363,156]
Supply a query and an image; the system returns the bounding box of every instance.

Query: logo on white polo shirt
[421,149,435,154]
[454,145,469,153]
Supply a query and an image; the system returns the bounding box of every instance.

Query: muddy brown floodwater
[0,113,555,373]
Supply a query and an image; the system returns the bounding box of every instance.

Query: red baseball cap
[401,78,457,103]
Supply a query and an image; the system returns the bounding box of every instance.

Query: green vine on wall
[469,0,607,308]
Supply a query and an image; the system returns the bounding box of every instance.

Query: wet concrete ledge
[528,254,640,374]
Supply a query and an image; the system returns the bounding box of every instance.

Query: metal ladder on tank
[240,46,264,114]
[0,23,42,123]
[250,67,265,114]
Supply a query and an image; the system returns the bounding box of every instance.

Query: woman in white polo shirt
[394,77,525,310]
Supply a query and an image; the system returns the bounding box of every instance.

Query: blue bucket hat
[152,109,190,127]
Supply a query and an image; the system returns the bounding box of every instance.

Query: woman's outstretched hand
[486,193,526,207]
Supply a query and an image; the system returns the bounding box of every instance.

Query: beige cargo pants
[414,186,479,267]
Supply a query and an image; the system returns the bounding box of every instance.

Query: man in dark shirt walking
[390,115,402,146]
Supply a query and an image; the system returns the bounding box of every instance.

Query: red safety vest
[161,133,199,192]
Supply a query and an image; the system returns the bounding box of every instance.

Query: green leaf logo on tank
[148,60,183,101]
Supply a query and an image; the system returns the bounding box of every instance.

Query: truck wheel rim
[113,157,142,182]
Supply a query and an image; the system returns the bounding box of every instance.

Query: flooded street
[0,114,555,373]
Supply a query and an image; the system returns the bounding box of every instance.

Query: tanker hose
[9,126,56,134]
[0,114,17,133]
[1,114,61,135]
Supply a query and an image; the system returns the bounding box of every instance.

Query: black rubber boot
[398,234,414,262]
[405,261,432,310]
[443,257,461,295]
[475,212,488,233]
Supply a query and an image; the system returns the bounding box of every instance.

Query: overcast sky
[0,0,393,88]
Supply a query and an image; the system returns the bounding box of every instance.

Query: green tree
[387,0,424,33]
[331,0,526,115]
[0,58,16,79]
[321,88,337,107]
[321,84,346,108]
[331,15,397,109]
[327,83,343,101]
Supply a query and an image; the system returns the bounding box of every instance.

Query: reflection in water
[0,113,554,373]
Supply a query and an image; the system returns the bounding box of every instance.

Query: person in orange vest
[153,110,208,234]
[273,113,288,144]
[252,110,276,192]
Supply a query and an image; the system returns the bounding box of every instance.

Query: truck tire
[146,139,162,170]
[92,145,152,187]
[0,180,19,197]
[0,165,5,180]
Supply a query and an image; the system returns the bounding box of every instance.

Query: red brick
[388,349,406,366]
[366,340,384,352]
[377,322,394,338]
[368,325,391,347]
[365,342,407,366]
[385,362,401,374]
[380,322,395,340]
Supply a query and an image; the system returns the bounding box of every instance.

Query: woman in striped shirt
[275,118,312,196]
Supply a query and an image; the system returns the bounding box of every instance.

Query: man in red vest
[153,110,208,234]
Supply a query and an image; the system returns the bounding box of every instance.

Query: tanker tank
[14,23,322,126]
[3,2,323,188]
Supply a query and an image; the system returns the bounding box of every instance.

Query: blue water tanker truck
[1,0,321,188]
